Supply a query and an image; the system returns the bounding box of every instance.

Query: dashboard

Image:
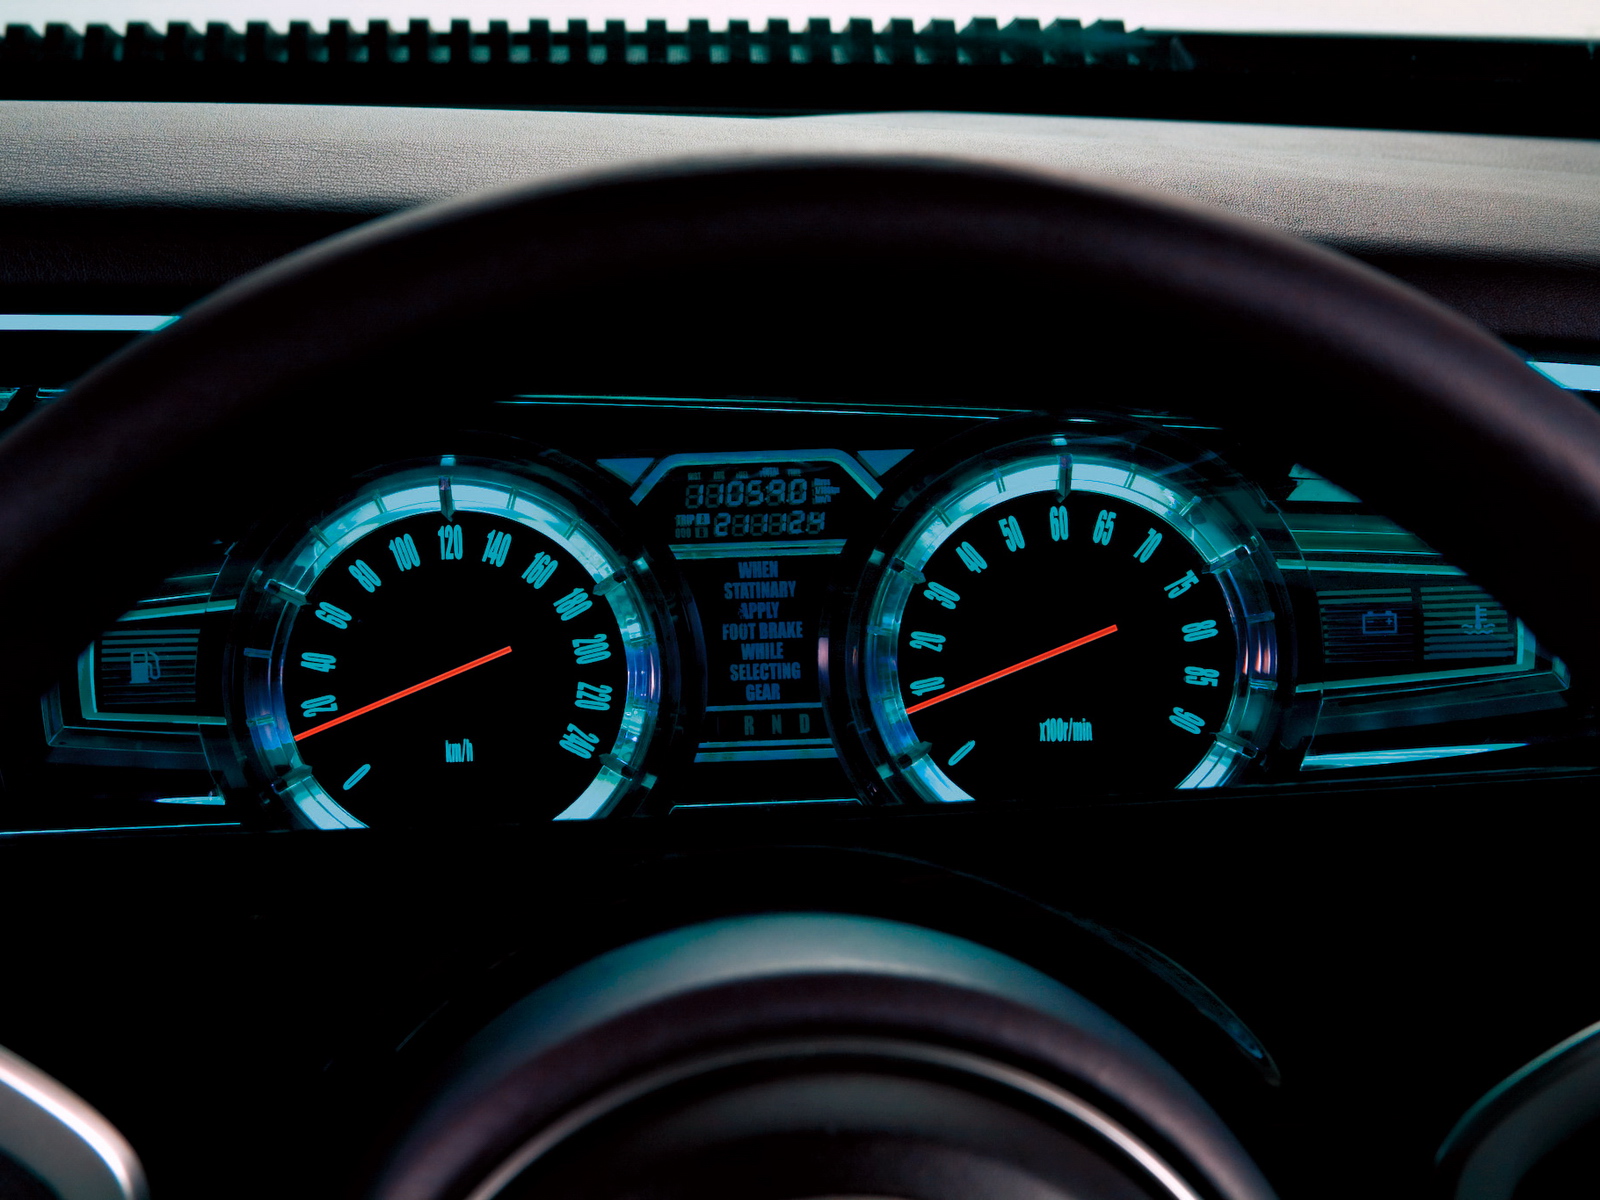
[1,370,1593,834]
[3,94,1600,1200]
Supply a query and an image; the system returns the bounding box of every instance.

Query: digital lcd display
[665,462,846,542]
[633,452,879,762]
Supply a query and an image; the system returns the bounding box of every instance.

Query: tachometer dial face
[232,462,666,828]
[841,435,1281,803]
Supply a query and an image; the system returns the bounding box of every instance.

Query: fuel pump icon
[129,650,161,685]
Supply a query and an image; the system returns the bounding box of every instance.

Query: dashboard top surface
[3,101,1599,266]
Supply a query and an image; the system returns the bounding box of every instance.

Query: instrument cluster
[10,394,1584,833]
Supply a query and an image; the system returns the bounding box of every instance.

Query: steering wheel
[0,156,1594,695]
[0,157,1593,1200]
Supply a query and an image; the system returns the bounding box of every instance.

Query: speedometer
[828,425,1287,803]
[224,456,685,828]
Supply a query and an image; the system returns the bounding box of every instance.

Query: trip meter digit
[226,457,679,828]
[830,427,1286,803]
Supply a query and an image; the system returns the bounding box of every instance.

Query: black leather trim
[1437,1017,1600,1200]
[366,914,1276,1200]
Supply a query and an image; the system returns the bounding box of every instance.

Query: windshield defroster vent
[0,18,1184,71]
[1,18,1594,134]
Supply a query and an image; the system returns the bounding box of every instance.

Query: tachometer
[225,457,681,828]
[828,425,1286,803]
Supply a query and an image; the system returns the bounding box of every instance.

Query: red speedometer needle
[904,624,1118,715]
[294,645,513,742]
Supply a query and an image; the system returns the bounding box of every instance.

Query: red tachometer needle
[904,624,1118,715]
[294,645,513,742]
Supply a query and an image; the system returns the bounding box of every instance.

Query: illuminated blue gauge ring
[232,462,668,829]
[852,445,1281,803]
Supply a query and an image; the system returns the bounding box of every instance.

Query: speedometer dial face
[843,434,1282,803]
[232,462,666,828]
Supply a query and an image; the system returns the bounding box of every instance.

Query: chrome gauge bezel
[223,457,672,828]
[831,424,1290,805]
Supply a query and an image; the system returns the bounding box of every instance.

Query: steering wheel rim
[367,913,1279,1200]
[0,154,1592,691]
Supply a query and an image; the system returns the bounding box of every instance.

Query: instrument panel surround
[3,393,1587,832]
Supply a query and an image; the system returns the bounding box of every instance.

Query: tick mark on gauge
[1204,545,1249,573]
[342,764,371,791]
[948,739,976,766]
[894,741,933,768]
[264,578,307,607]
[1215,733,1259,759]
[269,767,313,796]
